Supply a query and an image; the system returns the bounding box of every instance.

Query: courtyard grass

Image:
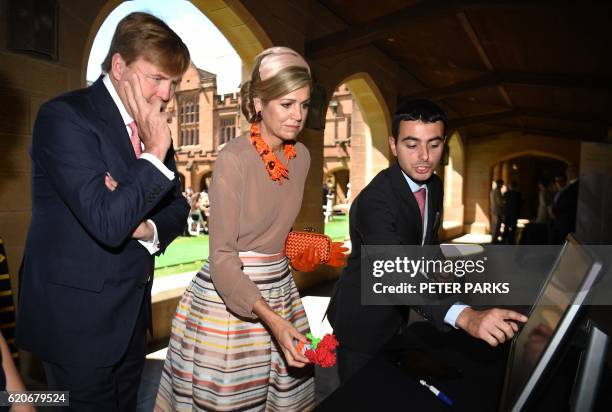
[154,235,209,278]
[324,214,350,242]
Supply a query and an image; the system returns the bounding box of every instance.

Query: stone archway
[197,170,213,192]
[80,0,272,85]
[341,73,391,199]
[496,150,571,166]
[464,132,580,234]
[490,152,568,222]
[324,167,350,204]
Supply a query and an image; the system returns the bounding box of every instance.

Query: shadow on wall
[0,71,29,194]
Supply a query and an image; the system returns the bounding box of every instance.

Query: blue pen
[419,379,454,406]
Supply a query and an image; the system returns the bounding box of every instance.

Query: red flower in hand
[303,334,339,368]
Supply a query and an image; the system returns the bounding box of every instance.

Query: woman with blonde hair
[156,47,321,411]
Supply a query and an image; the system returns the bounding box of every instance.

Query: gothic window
[179,98,199,146]
[220,117,236,145]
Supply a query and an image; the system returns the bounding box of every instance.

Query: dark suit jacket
[327,163,451,355]
[503,188,522,222]
[16,78,189,367]
[552,180,579,240]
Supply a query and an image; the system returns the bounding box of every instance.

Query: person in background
[490,178,504,243]
[0,332,35,412]
[550,165,579,243]
[503,181,522,244]
[547,175,565,243]
[535,179,552,223]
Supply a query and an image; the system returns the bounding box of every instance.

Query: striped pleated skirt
[155,252,315,411]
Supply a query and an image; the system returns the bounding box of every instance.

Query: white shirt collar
[102,74,133,126]
[401,169,427,193]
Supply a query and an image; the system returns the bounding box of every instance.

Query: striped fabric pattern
[0,239,18,363]
[156,252,315,411]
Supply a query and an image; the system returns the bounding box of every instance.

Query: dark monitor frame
[498,234,604,412]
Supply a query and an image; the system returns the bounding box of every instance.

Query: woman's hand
[252,298,310,368]
[269,317,311,368]
[327,242,349,267]
[290,245,320,272]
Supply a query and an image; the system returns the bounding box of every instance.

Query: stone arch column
[343,73,391,199]
[441,131,465,239]
[177,173,187,192]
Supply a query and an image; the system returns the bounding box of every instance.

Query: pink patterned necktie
[128,121,142,158]
[414,188,426,228]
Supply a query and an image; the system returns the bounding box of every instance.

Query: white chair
[187,210,205,236]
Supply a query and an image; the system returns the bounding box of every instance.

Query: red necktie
[128,121,142,158]
[414,188,426,228]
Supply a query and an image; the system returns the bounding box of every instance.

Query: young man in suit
[327,100,527,382]
[16,13,190,410]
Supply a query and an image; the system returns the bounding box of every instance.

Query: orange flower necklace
[250,122,296,184]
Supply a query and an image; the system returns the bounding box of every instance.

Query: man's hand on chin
[456,307,528,347]
[132,221,154,241]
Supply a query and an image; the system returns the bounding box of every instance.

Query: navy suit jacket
[552,180,579,240]
[16,78,189,366]
[327,163,451,355]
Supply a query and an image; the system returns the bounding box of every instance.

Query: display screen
[500,236,600,411]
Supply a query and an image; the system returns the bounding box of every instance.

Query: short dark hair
[392,99,448,141]
[101,12,190,77]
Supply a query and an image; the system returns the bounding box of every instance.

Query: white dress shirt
[401,170,468,329]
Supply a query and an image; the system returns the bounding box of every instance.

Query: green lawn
[154,235,209,278]
[154,214,350,278]
[324,214,350,242]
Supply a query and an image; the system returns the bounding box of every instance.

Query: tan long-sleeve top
[208,134,310,318]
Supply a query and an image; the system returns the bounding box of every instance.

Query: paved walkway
[151,270,195,295]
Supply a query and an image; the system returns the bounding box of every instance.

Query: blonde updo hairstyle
[240,47,312,123]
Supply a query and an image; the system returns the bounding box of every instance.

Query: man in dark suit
[502,181,522,244]
[327,100,527,382]
[551,165,579,244]
[16,13,190,410]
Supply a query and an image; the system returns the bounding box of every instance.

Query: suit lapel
[88,77,135,165]
[389,164,424,240]
[425,179,440,243]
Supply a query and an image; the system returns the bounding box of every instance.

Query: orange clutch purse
[285,229,332,264]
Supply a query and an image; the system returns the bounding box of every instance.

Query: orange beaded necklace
[250,122,296,184]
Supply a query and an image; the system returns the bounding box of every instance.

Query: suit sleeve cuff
[140,153,175,180]
[444,303,470,329]
[138,219,160,255]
